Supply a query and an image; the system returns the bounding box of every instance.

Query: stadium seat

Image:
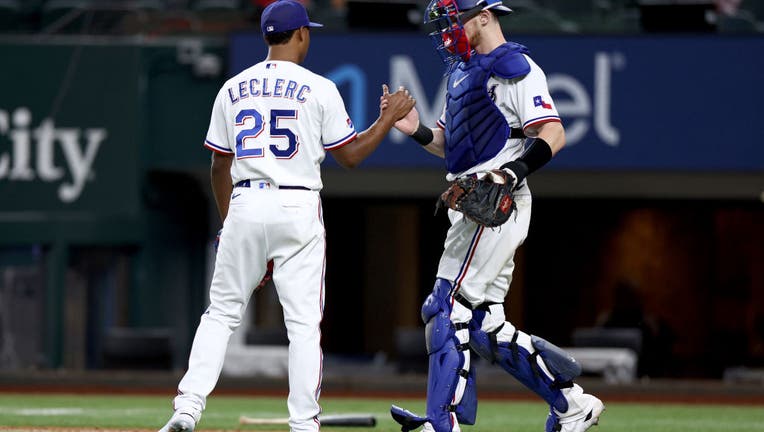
[539,0,594,18]
[347,1,420,31]
[41,0,92,33]
[192,0,241,11]
[188,0,249,35]
[15,0,45,19]
[130,0,166,11]
[501,0,579,34]
[0,0,21,32]
[310,4,349,32]
[116,0,170,34]
[540,0,643,33]
[572,8,641,33]
[718,10,759,33]
[637,0,717,33]
[740,0,764,21]
[41,0,165,34]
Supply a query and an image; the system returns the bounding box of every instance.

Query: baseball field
[0,393,762,432]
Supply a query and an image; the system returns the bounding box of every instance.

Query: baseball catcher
[382,1,605,432]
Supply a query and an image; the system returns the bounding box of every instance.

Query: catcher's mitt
[437,170,516,227]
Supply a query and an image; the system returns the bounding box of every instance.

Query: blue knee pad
[420,279,476,432]
[469,311,581,413]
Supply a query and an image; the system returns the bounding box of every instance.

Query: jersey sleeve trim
[522,116,561,131]
[204,139,234,155]
[436,119,446,130]
[324,131,358,150]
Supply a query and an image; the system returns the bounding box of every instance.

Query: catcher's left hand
[437,170,516,227]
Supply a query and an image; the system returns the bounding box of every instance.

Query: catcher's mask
[424,0,513,70]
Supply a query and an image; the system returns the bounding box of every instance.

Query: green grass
[0,394,761,431]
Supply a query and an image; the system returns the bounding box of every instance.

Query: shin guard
[469,309,581,414]
[454,363,477,425]
[420,279,473,432]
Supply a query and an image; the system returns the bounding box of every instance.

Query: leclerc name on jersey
[227,78,311,105]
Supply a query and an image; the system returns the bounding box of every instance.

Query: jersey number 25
[235,108,299,159]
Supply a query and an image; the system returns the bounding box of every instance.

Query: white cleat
[158,412,196,432]
[546,395,605,432]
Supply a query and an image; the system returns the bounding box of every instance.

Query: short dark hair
[265,28,297,45]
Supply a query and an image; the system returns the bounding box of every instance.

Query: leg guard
[420,278,473,432]
[469,308,581,413]
[455,363,477,425]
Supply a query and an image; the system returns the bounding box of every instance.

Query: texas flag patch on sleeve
[533,95,553,110]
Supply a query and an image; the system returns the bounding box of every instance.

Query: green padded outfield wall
[0,41,224,243]
[0,40,224,367]
[0,45,142,224]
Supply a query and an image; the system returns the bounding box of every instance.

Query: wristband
[500,160,528,188]
[500,138,553,186]
[517,138,553,174]
[410,122,434,146]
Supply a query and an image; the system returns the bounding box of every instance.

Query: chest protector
[445,42,531,174]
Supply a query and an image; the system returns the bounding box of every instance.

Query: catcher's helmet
[451,0,513,16]
[424,0,513,69]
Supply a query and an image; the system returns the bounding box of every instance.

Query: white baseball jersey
[203,60,358,189]
[173,59,356,432]
[437,55,560,181]
[435,52,561,303]
[428,52,594,432]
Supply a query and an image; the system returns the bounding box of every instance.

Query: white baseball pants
[173,186,326,432]
[436,184,532,303]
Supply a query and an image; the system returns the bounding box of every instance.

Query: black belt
[234,180,310,190]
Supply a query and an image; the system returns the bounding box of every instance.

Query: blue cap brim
[486,4,512,15]
[308,22,323,28]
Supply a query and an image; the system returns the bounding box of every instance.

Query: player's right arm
[331,85,415,168]
[211,152,234,222]
[381,88,445,158]
[204,86,236,222]
[498,58,564,189]
[422,128,445,158]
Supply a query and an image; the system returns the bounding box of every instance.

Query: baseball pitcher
[158,2,414,432]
